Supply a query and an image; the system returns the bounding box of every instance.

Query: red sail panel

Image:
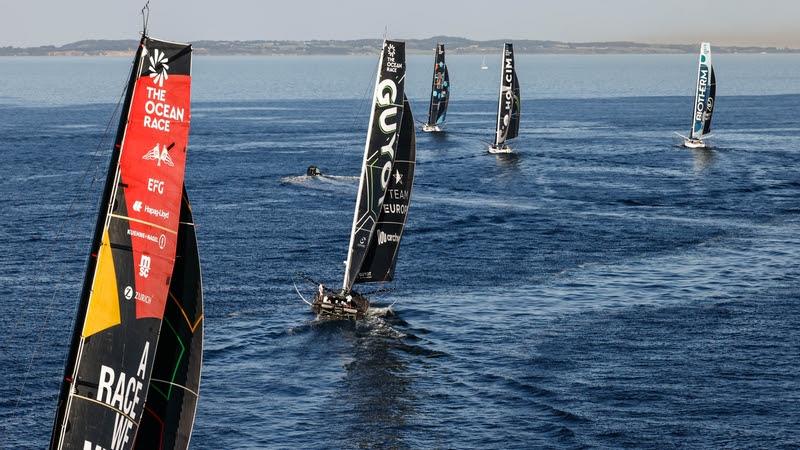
[51,36,193,450]
[121,54,191,320]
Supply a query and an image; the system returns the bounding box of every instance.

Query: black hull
[311,291,369,320]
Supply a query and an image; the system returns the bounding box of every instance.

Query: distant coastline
[1,36,797,56]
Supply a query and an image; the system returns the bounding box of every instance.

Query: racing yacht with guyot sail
[489,43,521,154]
[49,19,203,450]
[422,43,449,133]
[311,39,417,320]
[680,42,717,149]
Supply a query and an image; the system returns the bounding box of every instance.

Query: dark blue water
[1,65,799,448]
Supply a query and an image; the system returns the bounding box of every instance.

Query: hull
[683,138,707,149]
[311,290,370,320]
[488,143,513,154]
[422,124,443,133]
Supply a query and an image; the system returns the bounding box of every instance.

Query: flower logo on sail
[142,143,174,167]
[148,48,170,87]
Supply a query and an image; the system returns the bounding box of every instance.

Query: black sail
[494,43,521,146]
[356,95,416,283]
[703,65,716,135]
[426,43,449,127]
[134,187,203,450]
[343,40,406,292]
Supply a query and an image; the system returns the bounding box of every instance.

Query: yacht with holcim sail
[310,39,417,320]
[49,15,203,450]
[489,43,521,154]
[679,42,717,149]
[422,43,450,133]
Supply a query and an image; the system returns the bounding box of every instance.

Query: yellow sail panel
[82,229,121,337]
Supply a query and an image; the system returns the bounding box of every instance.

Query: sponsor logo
[135,291,152,304]
[147,178,165,194]
[393,169,403,185]
[131,199,171,221]
[147,48,169,87]
[138,255,151,278]
[127,229,168,248]
[124,286,133,300]
[377,230,400,245]
[142,144,174,167]
[132,200,142,212]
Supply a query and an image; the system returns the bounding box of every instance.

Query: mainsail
[494,43,521,147]
[133,188,203,450]
[356,95,416,283]
[690,42,714,139]
[425,43,449,127]
[342,40,406,292]
[50,35,194,450]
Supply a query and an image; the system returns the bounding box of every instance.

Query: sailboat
[488,43,521,154]
[481,55,489,70]
[49,25,202,450]
[422,43,450,133]
[680,42,717,149]
[311,40,417,320]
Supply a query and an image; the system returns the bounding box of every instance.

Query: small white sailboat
[481,55,489,70]
[488,43,521,154]
[678,42,717,149]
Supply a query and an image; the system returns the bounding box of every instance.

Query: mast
[355,95,416,284]
[342,40,406,292]
[51,36,193,450]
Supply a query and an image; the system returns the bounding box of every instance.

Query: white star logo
[386,43,396,58]
[393,169,403,185]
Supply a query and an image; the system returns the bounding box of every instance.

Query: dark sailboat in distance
[422,43,449,133]
[489,43,521,153]
[49,12,202,450]
[679,42,717,149]
[311,39,417,320]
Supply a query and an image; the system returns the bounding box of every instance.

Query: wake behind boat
[310,39,417,320]
[489,43,521,154]
[679,42,717,149]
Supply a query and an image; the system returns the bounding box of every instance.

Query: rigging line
[10,70,132,416]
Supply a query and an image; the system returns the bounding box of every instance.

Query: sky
[1,0,798,48]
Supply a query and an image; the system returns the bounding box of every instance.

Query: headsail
[356,95,416,283]
[342,40,406,292]
[702,65,716,135]
[50,36,193,450]
[494,43,521,146]
[426,43,449,127]
[690,42,713,139]
[134,187,203,450]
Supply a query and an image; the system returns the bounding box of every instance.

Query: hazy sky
[2,0,798,47]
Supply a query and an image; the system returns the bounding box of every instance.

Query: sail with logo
[310,40,417,320]
[680,42,717,149]
[49,28,202,450]
[423,43,449,132]
[489,43,521,153]
[134,188,203,450]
